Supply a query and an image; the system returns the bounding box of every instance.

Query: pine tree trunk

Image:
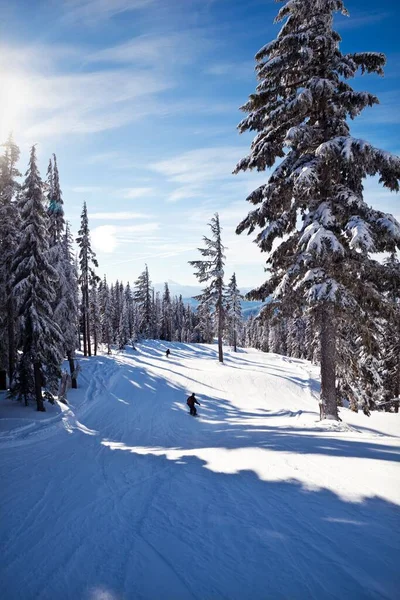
[82,299,87,357]
[0,370,6,390]
[86,307,91,357]
[7,296,15,386]
[68,353,77,389]
[34,362,45,412]
[78,315,82,352]
[233,326,237,353]
[319,305,338,420]
[217,291,224,363]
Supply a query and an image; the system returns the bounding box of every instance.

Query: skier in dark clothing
[187,393,200,416]
[165,349,170,358]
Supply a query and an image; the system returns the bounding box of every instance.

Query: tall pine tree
[76,202,99,357]
[11,146,63,410]
[225,273,243,352]
[0,134,21,388]
[189,213,226,362]
[235,0,400,419]
[134,265,152,338]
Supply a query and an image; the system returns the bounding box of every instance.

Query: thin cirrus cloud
[1,40,174,140]
[151,146,266,203]
[71,186,105,193]
[23,70,172,138]
[86,31,210,67]
[62,0,155,22]
[90,211,152,220]
[121,187,154,199]
[151,146,245,185]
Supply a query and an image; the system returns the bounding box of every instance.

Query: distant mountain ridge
[153,280,265,319]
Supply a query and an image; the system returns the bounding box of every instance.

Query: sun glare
[0,72,30,139]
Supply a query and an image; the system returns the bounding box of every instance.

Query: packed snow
[1,342,399,600]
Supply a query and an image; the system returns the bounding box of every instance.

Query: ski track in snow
[1,342,399,600]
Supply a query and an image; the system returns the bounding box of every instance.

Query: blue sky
[0,0,399,288]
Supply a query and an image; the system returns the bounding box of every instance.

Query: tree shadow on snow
[3,349,399,600]
[5,443,397,600]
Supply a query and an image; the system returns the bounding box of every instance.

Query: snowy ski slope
[1,342,399,600]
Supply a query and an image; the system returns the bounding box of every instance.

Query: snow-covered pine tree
[117,292,130,350]
[225,273,243,352]
[235,0,400,419]
[380,255,400,411]
[100,276,113,354]
[11,146,63,410]
[89,280,102,356]
[172,295,185,342]
[48,154,65,246]
[76,202,99,357]
[109,283,117,342]
[153,290,162,340]
[124,282,135,340]
[286,314,307,359]
[161,283,172,341]
[45,158,53,212]
[133,265,152,338]
[47,154,73,384]
[0,134,21,388]
[189,213,226,362]
[61,223,79,387]
[194,299,212,343]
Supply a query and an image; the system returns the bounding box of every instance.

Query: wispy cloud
[150,146,265,203]
[85,151,122,165]
[204,60,254,79]
[62,0,154,23]
[91,211,152,220]
[121,187,154,199]
[87,31,211,67]
[151,146,244,185]
[71,186,105,193]
[0,46,173,139]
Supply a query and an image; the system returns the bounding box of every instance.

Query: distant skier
[165,349,171,358]
[187,393,200,416]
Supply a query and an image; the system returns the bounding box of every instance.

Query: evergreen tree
[380,255,400,411]
[0,134,21,388]
[11,146,63,410]
[100,276,113,354]
[235,0,400,419]
[189,213,226,362]
[124,282,135,340]
[133,265,152,338]
[76,202,99,356]
[153,290,162,340]
[117,291,131,350]
[195,300,214,343]
[62,223,79,387]
[161,283,172,341]
[47,154,71,384]
[89,280,102,356]
[172,295,185,342]
[48,154,65,246]
[225,273,243,352]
